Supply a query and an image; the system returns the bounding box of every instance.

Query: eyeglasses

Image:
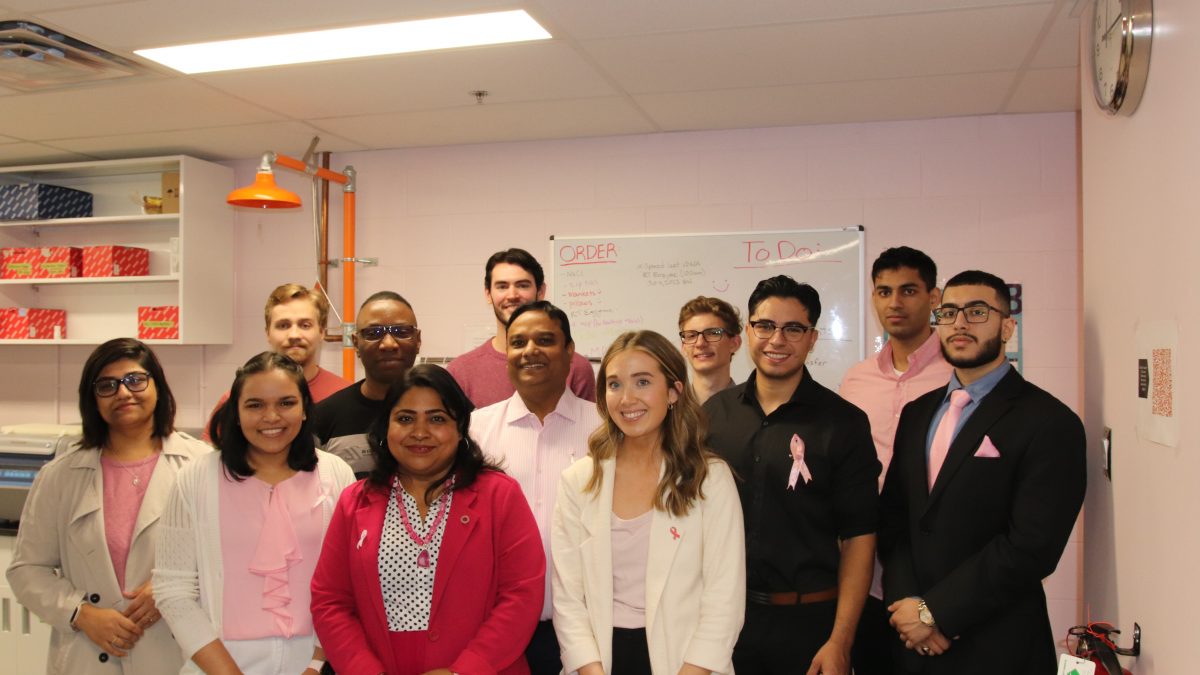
[94,372,151,398]
[932,303,1009,325]
[679,328,731,344]
[358,324,420,342]
[748,320,814,341]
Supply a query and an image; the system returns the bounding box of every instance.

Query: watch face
[1092,0,1125,107]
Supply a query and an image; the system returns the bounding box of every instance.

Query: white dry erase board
[549,227,866,388]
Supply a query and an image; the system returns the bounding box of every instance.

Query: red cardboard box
[82,246,150,277]
[138,305,179,340]
[0,308,67,339]
[0,246,82,279]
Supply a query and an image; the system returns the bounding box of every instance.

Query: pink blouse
[218,468,325,640]
[611,509,653,629]
[101,453,160,591]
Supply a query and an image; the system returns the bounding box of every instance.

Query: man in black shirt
[704,275,880,675]
[313,291,421,476]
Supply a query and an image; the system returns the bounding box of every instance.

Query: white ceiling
[0,0,1083,164]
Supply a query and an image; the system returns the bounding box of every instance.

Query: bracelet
[69,595,87,631]
[307,659,325,673]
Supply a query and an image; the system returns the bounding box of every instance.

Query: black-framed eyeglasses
[94,372,151,398]
[358,324,420,342]
[679,328,731,344]
[932,303,1009,325]
[748,320,814,341]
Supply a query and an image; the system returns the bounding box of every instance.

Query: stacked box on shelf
[138,306,179,339]
[0,183,93,220]
[82,246,150,277]
[0,308,66,339]
[0,246,83,279]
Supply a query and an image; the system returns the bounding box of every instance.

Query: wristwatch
[916,599,936,627]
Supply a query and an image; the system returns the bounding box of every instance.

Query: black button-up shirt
[704,369,880,593]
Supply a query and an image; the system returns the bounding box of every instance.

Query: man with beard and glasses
[448,248,595,408]
[312,291,421,476]
[469,301,601,675]
[203,284,350,441]
[839,247,952,675]
[878,270,1085,675]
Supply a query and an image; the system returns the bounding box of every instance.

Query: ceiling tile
[45,121,365,161]
[537,0,1053,39]
[634,72,1021,130]
[197,41,615,119]
[1004,67,1080,113]
[313,97,657,149]
[0,142,96,164]
[0,78,282,140]
[1029,11,1080,68]
[578,4,1055,93]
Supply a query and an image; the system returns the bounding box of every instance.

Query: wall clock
[1091,0,1153,115]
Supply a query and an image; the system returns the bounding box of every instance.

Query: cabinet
[0,156,234,344]
[0,535,51,675]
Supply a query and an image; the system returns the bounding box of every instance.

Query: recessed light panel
[135,10,552,74]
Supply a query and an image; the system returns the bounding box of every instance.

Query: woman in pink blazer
[310,364,545,675]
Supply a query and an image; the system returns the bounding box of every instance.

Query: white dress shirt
[470,390,601,620]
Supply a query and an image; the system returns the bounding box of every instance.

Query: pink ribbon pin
[670,526,680,540]
[787,434,813,489]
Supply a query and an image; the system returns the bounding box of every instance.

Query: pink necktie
[928,389,972,490]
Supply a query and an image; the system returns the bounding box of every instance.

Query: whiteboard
[549,227,865,388]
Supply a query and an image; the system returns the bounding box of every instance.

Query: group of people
[5,244,1086,675]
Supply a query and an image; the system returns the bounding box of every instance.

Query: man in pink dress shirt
[839,247,952,675]
[470,301,601,675]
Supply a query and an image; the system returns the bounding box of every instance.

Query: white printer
[0,424,81,523]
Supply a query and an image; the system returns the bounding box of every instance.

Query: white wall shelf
[0,156,234,345]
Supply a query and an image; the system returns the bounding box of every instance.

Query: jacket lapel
[926,369,1023,508]
[903,388,945,508]
[644,507,683,632]
[354,485,391,635]
[431,482,480,613]
[130,441,188,549]
[65,449,121,596]
[584,459,615,633]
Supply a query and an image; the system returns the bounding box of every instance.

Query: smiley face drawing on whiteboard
[712,279,730,293]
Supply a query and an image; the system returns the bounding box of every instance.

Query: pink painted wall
[0,111,1083,642]
[1080,0,1200,671]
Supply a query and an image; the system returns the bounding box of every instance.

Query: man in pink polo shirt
[839,247,952,675]
[204,283,350,440]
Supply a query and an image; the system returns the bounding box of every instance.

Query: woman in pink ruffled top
[155,352,354,675]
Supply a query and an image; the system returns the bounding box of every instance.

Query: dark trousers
[733,600,838,675]
[526,619,562,675]
[851,595,897,675]
[612,627,652,675]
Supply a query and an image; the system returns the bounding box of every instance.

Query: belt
[746,587,838,606]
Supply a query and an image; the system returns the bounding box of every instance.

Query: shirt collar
[739,367,818,408]
[875,329,944,377]
[502,388,580,425]
[945,361,1011,404]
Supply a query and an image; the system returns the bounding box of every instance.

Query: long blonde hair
[586,330,714,517]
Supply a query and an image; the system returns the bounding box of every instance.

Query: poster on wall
[1005,283,1023,374]
[1135,319,1179,448]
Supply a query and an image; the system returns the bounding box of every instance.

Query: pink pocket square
[973,435,1001,458]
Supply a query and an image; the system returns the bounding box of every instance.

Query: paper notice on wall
[1135,319,1180,448]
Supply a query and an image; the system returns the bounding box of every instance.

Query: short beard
[941,332,1004,370]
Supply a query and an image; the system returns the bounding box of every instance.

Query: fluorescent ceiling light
[135,9,551,74]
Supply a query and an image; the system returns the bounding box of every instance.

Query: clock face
[1093,0,1125,107]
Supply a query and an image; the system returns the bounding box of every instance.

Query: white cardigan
[153,449,355,663]
[551,456,746,675]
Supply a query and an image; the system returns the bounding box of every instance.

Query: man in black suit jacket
[878,270,1086,674]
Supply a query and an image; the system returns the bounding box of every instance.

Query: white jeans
[180,634,315,675]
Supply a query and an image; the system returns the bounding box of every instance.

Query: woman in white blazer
[6,338,209,675]
[552,330,745,675]
[154,352,354,675]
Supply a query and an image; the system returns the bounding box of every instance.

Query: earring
[668,402,674,411]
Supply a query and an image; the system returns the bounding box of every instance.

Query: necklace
[103,450,156,488]
[393,476,453,568]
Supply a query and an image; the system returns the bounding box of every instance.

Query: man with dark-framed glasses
[879,269,1085,674]
[703,275,880,675]
[312,291,422,476]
